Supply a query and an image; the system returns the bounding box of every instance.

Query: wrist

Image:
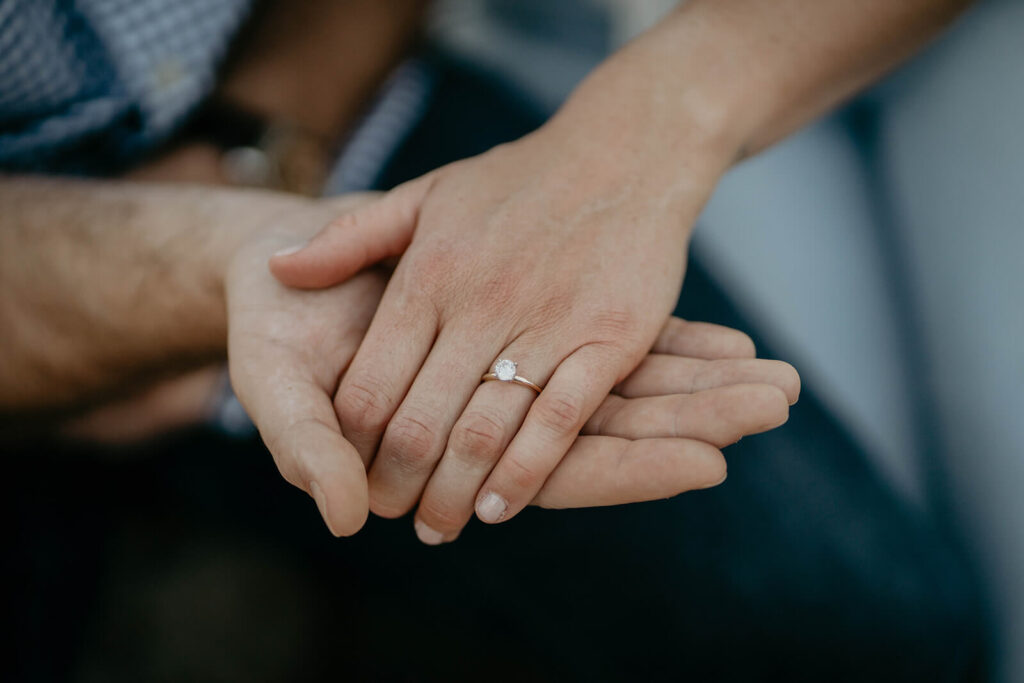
[0,178,314,411]
[541,3,784,209]
[539,45,747,223]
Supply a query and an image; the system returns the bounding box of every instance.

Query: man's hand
[270,156,799,539]
[2,176,795,543]
[264,0,972,533]
[225,216,387,536]
[270,137,704,528]
[238,211,800,540]
[269,130,727,530]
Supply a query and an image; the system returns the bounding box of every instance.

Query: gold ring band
[481,372,542,394]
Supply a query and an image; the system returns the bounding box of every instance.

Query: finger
[531,436,727,509]
[652,317,756,360]
[333,279,438,467]
[615,355,801,404]
[230,361,369,537]
[269,173,436,289]
[366,321,507,519]
[475,343,624,525]
[585,383,790,447]
[419,382,789,541]
[412,350,555,544]
[61,364,224,444]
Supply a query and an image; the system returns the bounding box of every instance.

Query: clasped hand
[231,136,798,543]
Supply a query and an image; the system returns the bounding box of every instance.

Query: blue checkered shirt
[0,0,252,175]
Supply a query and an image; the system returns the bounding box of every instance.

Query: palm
[227,233,387,535]
[235,198,798,540]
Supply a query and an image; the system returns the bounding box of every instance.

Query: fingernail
[414,519,445,546]
[476,492,507,524]
[273,242,306,258]
[309,481,338,536]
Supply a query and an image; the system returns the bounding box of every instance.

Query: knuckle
[382,411,440,475]
[449,410,507,463]
[503,454,541,490]
[509,293,574,340]
[475,268,523,309]
[403,241,459,291]
[417,497,466,532]
[592,308,640,341]
[335,376,392,435]
[527,288,574,327]
[326,211,359,235]
[367,488,415,519]
[536,390,585,435]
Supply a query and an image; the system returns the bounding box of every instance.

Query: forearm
[546,0,973,205]
[0,176,306,412]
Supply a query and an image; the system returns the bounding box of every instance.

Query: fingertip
[694,319,757,358]
[267,245,313,286]
[309,447,371,537]
[713,325,756,358]
[325,481,370,537]
[756,359,802,405]
[272,242,307,259]
[758,384,791,430]
[475,491,509,525]
[309,480,337,536]
[662,437,726,489]
[367,490,414,520]
[654,319,757,360]
[331,505,370,537]
[413,518,447,546]
[698,447,728,490]
[781,362,802,405]
[733,331,757,359]
[308,479,369,537]
[706,324,757,358]
[269,248,358,289]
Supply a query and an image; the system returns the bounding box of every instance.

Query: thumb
[270,412,370,537]
[269,173,435,289]
[230,354,370,536]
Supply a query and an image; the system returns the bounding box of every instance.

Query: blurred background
[6,0,1021,680]
[430,0,1023,677]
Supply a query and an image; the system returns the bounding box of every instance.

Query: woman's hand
[412,316,799,544]
[236,203,798,542]
[269,127,775,532]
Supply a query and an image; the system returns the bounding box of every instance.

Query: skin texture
[0,178,798,539]
[230,231,799,537]
[270,0,973,541]
[2,0,973,542]
[0,177,294,413]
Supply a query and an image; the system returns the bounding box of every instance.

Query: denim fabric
[0,0,251,174]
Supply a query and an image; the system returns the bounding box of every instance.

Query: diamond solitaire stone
[494,359,517,381]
